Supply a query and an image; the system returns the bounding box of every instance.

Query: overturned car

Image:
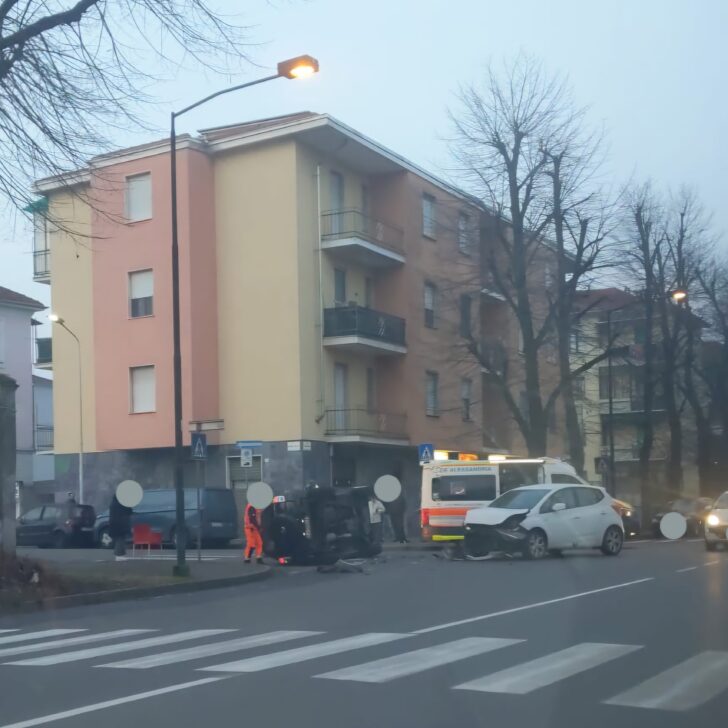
[463,484,624,560]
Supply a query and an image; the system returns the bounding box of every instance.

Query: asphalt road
[1,539,726,728]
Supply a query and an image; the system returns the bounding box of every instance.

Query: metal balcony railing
[33,249,50,278]
[324,305,406,346]
[36,337,52,365]
[321,209,404,254]
[324,408,407,438]
[35,426,54,450]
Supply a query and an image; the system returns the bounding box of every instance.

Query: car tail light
[421,508,430,526]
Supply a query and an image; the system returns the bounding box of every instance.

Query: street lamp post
[48,314,83,503]
[169,55,319,576]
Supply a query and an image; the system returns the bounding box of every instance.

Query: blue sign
[191,432,207,460]
[235,440,262,449]
[418,443,434,465]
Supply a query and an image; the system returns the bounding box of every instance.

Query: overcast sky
[2,0,726,314]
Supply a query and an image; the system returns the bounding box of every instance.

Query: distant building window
[458,212,471,253]
[130,365,155,413]
[424,281,437,328]
[334,268,347,305]
[366,367,376,413]
[426,371,439,416]
[422,193,436,238]
[129,269,154,318]
[460,294,472,337]
[461,378,472,421]
[125,173,152,222]
[573,375,585,399]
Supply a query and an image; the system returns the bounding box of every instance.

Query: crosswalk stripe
[0,630,153,660]
[200,633,409,673]
[6,630,233,666]
[0,630,85,646]
[455,643,641,694]
[604,651,728,711]
[315,637,523,683]
[0,630,20,634]
[99,631,323,669]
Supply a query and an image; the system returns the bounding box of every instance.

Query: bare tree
[449,55,614,458]
[0,1,251,207]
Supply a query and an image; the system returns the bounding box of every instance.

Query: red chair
[132,524,163,557]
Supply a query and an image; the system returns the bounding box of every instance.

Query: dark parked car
[94,487,238,548]
[651,497,713,538]
[613,498,640,538]
[16,503,96,548]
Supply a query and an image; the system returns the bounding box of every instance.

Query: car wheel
[98,527,113,549]
[523,529,548,560]
[52,530,67,549]
[601,525,623,556]
[706,540,717,552]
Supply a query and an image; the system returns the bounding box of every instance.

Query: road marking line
[0,677,226,728]
[455,643,641,694]
[0,630,152,659]
[0,630,20,634]
[200,633,409,673]
[7,630,233,666]
[628,538,701,544]
[676,566,698,573]
[413,578,654,634]
[704,560,720,566]
[99,631,322,669]
[604,651,728,711]
[315,637,522,683]
[0,630,85,646]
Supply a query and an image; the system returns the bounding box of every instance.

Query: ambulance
[420,455,587,541]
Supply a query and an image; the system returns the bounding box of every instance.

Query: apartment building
[31,112,487,517]
[572,288,699,503]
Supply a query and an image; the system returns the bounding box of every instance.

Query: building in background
[0,286,54,510]
[31,112,492,528]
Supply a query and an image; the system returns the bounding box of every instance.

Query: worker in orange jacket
[244,502,264,564]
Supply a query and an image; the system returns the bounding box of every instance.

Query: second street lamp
[169,55,319,576]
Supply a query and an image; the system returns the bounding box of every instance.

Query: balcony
[321,209,404,267]
[599,396,666,415]
[324,408,408,442]
[323,305,406,355]
[35,337,52,369]
[35,426,54,451]
[33,249,50,283]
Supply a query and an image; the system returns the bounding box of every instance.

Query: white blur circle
[247,481,274,509]
[373,475,402,504]
[660,512,687,540]
[116,480,143,508]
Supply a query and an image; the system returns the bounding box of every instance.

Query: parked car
[613,498,640,538]
[704,491,728,551]
[94,487,238,548]
[464,484,624,559]
[651,497,713,538]
[16,503,96,548]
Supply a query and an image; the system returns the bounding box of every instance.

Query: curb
[2,566,273,615]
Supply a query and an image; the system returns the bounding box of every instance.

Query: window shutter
[130,366,155,412]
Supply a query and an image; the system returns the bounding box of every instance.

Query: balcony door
[334,362,348,430]
[330,171,345,235]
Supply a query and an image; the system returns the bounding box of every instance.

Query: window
[422,193,436,238]
[42,506,61,521]
[458,211,471,253]
[551,474,585,485]
[129,269,154,318]
[33,212,49,253]
[432,474,496,502]
[334,268,347,305]
[361,184,370,219]
[461,378,472,421]
[425,371,439,416]
[424,281,437,328]
[21,507,43,522]
[599,365,631,400]
[575,487,605,506]
[130,365,155,413]
[490,488,550,509]
[364,277,374,308]
[366,367,376,412]
[459,294,472,337]
[540,487,579,513]
[125,173,152,221]
[573,375,585,398]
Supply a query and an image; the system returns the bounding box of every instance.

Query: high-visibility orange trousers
[244,527,263,559]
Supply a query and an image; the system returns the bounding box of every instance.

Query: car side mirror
[551,502,567,512]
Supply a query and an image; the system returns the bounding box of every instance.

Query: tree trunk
[0,373,18,556]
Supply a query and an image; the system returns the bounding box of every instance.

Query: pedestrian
[368,494,385,546]
[386,491,408,544]
[109,493,132,561]
[243,501,264,564]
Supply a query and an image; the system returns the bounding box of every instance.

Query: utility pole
[0,374,18,556]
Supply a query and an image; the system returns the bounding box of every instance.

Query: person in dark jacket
[109,494,133,560]
[386,491,408,544]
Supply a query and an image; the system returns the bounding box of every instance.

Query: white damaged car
[463,484,624,560]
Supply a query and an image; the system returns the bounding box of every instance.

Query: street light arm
[173,73,280,119]
[58,320,80,346]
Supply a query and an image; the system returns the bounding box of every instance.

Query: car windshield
[489,489,550,510]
